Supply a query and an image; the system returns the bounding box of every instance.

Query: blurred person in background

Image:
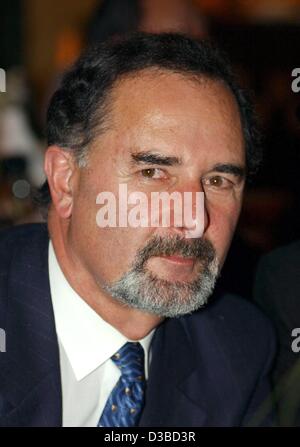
[0,68,44,228]
[254,241,300,426]
[86,0,208,45]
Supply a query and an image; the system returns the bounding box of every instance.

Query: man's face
[69,70,245,316]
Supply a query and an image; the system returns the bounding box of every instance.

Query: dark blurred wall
[0,0,22,69]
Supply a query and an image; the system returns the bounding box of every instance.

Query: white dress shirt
[48,241,155,427]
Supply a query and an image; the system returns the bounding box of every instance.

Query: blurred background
[0,0,300,298]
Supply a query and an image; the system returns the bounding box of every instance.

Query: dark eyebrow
[210,163,246,178]
[131,151,181,167]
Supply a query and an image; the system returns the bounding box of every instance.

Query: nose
[183,189,209,238]
[160,182,209,239]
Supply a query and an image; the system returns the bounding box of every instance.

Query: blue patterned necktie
[98,342,146,427]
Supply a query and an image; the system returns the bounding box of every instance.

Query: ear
[44,146,77,219]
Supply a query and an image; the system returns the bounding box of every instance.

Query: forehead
[102,69,244,162]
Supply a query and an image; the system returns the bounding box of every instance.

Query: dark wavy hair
[37,32,262,209]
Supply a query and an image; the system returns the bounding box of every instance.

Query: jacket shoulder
[0,223,48,260]
[199,293,274,337]
[184,293,275,373]
[0,223,48,318]
[254,240,300,313]
[257,240,300,273]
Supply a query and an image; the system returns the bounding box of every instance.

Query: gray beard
[103,235,220,318]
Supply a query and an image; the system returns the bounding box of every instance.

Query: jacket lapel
[0,224,62,427]
[139,317,208,427]
[139,302,242,427]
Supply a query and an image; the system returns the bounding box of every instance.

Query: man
[254,241,300,426]
[0,33,275,427]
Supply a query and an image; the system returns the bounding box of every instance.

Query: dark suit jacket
[254,241,300,426]
[0,224,275,427]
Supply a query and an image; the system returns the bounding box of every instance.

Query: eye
[202,175,234,190]
[140,168,167,179]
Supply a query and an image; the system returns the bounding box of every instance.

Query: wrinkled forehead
[103,69,245,160]
[109,69,240,125]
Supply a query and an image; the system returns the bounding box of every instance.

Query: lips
[158,255,196,265]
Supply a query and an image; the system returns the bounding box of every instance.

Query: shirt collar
[48,241,155,381]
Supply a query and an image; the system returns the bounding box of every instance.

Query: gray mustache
[133,235,216,271]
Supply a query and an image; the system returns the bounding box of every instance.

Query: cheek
[73,197,154,282]
[95,226,155,282]
[205,199,242,261]
[73,172,154,281]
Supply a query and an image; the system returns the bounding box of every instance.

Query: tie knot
[111,342,145,382]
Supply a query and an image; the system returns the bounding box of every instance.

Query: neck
[47,212,163,340]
